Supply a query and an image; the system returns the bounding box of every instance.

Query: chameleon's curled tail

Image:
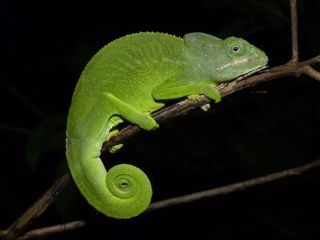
[103,163,152,218]
[66,138,152,219]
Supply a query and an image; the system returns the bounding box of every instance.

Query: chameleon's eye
[232,46,240,53]
[228,42,245,57]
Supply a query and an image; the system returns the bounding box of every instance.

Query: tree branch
[3,174,71,240]
[16,221,85,240]
[302,65,320,81]
[290,0,299,62]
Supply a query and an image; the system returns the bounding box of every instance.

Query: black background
[1,0,320,239]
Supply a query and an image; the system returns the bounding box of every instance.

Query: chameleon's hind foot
[109,144,124,153]
[105,129,124,153]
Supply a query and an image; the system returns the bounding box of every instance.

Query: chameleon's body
[66,32,268,219]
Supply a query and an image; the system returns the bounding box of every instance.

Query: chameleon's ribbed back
[68,32,185,136]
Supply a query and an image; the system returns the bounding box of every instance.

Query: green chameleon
[66,32,268,219]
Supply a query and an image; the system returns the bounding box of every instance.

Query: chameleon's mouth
[236,65,268,81]
[241,51,268,77]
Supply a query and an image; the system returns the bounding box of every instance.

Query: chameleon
[66,32,268,219]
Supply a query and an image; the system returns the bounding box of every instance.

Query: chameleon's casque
[66,32,268,219]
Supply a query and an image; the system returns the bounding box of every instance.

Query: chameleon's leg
[152,79,221,103]
[188,96,211,112]
[104,92,159,130]
[105,129,124,153]
[105,129,120,141]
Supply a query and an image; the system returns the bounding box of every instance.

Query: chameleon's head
[184,33,268,82]
[213,37,268,81]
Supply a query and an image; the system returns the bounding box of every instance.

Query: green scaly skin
[66,32,268,219]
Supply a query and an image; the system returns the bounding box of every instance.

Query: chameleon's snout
[255,48,268,66]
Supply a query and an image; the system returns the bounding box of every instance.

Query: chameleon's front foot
[188,94,202,102]
[138,113,159,131]
[202,84,221,103]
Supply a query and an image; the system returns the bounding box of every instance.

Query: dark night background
[1,0,320,239]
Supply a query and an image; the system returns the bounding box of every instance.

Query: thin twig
[148,158,320,211]
[300,55,320,66]
[0,124,31,135]
[16,221,85,240]
[290,0,299,62]
[0,82,44,119]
